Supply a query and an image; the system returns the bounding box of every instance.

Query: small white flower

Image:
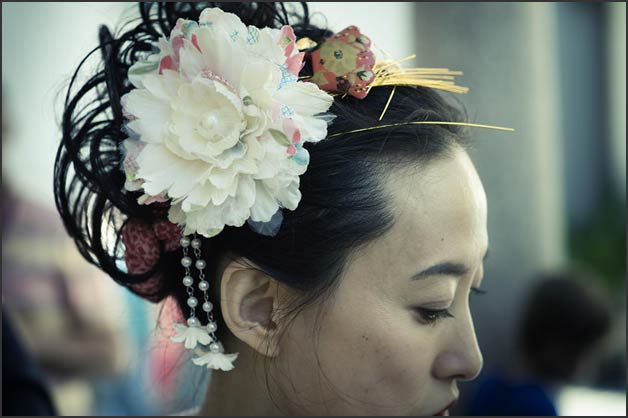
[170,323,212,349]
[192,351,239,371]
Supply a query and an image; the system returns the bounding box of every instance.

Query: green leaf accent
[207,228,223,238]
[243,96,254,106]
[357,70,373,81]
[269,129,291,147]
[128,60,159,76]
[280,35,292,48]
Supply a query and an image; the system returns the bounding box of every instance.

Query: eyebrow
[411,248,490,280]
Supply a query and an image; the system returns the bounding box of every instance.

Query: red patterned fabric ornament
[121,218,182,275]
[121,218,182,302]
[309,26,376,99]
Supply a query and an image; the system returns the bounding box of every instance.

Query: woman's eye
[415,308,455,325]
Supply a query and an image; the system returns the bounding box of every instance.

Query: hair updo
[54,2,470,342]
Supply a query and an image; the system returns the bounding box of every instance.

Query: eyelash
[415,308,455,325]
[415,288,487,325]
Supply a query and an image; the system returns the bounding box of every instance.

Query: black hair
[54,1,469,354]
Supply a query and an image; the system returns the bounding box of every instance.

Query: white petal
[298,115,330,143]
[196,332,212,347]
[192,351,239,371]
[199,8,247,37]
[249,182,279,222]
[271,179,302,211]
[142,70,182,101]
[189,327,212,346]
[195,26,244,88]
[125,90,170,144]
[181,181,226,211]
[136,144,208,198]
[178,40,205,81]
[275,81,334,116]
[255,27,286,64]
[184,337,198,350]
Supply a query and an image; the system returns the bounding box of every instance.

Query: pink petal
[286,52,305,76]
[279,26,296,57]
[191,34,201,52]
[292,129,301,144]
[172,35,184,61]
[159,56,177,74]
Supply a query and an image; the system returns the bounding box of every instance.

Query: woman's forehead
[380,151,488,270]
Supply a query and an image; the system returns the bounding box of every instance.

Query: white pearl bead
[181,256,193,268]
[187,297,198,308]
[187,317,200,327]
[195,259,207,270]
[209,342,221,353]
[202,302,213,312]
[191,238,202,249]
[206,321,217,333]
[180,237,191,247]
[182,276,193,287]
[198,281,209,291]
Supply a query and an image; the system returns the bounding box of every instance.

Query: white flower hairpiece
[192,348,239,372]
[121,7,334,238]
[171,322,212,349]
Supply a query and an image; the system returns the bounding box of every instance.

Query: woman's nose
[431,318,483,381]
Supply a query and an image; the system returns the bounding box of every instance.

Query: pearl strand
[191,234,222,354]
[180,236,200,327]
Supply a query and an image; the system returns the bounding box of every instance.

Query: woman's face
[274,148,488,415]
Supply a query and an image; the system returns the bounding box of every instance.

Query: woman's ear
[219,258,283,358]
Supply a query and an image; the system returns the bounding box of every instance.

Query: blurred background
[2,2,625,416]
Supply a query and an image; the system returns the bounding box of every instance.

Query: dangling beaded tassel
[170,234,239,371]
[190,235,219,343]
[180,236,200,328]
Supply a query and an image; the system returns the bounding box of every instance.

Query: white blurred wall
[307,2,415,60]
[2,2,130,208]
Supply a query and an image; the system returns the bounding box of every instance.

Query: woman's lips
[434,399,457,416]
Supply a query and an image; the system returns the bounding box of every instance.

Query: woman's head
[221,147,488,415]
[54,2,486,414]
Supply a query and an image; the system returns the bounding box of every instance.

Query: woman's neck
[199,339,284,416]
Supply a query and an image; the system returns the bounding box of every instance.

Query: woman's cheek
[312,303,434,414]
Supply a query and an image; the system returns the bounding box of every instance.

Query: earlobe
[220,259,281,358]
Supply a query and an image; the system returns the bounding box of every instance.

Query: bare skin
[201,147,488,416]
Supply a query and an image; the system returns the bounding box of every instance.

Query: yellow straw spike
[292,37,512,138]
[378,85,397,121]
[326,121,514,139]
[370,60,469,94]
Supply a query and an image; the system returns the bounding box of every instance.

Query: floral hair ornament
[122,7,334,241]
[299,27,515,127]
[120,7,337,372]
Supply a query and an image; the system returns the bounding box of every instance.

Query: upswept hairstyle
[54,2,469,342]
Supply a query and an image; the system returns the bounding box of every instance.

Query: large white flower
[121,7,334,237]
